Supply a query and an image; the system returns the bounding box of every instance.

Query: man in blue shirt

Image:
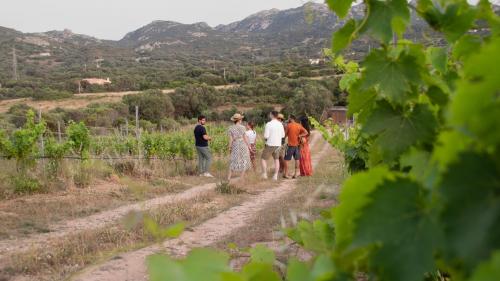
[194,115,214,177]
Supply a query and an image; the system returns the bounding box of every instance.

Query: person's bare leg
[284,160,291,178]
[279,157,285,173]
[273,158,280,180]
[261,159,268,178]
[227,169,232,182]
[293,160,300,178]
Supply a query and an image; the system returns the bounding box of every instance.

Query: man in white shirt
[261,111,286,180]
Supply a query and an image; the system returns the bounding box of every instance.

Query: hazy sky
[1,0,321,40]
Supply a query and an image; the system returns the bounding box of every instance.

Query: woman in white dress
[227,113,251,182]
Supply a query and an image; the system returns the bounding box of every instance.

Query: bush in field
[285,82,334,119]
[171,84,221,118]
[198,73,225,85]
[32,87,73,100]
[0,110,45,172]
[66,121,90,160]
[9,175,41,194]
[158,117,181,132]
[123,90,175,123]
[7,104,34,128]
[44,137,71,178]
[243,105,275,125]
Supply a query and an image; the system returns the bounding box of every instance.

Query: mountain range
[0,1,498,82]
[0,2,379,71]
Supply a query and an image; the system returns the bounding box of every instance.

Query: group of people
[194,111,313,182]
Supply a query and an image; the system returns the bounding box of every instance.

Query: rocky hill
[0,1,497,85]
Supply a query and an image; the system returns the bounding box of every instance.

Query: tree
[123,90,175,123]
[285,82,334,119]
[171,84,221,118]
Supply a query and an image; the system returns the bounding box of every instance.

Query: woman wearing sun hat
[227,113,252,182]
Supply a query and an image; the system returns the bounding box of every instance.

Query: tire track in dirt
[72,133,328,281]
[0,182,217,260]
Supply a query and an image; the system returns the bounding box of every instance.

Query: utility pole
[78,81,82,94]
[223,68,226,81]
[12,46,18,81]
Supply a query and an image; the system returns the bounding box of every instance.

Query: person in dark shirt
[194,115,213,177]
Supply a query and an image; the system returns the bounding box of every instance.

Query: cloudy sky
[1,0,321,40]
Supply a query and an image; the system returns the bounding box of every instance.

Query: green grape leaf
[249,244,275,264]
[339,72,360,91]
[449,36,500,149]
[362,0,410,43]
[362,101,438,162]
[426,85,449,107]
[426,47,448,73]
[431,130,471,171]
[400,148,431,182]
[333,166,391,250]
[361,48,423,104]
[310,254,336,280]
[452,35,482,60]
[351,177,439,281]
[347,80,376,121]
[326,0,355,19]
[148,254,185,281]
[417,0,477,42]
[287,220,335,254]
[332,19,357,52]
[147,249,231,281]
[469,251,500,281]
[241,262,281,281]
[438,152,500,273]
[163,222,185,238]
[286,258,311,281]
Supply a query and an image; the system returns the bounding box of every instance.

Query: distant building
[81,77,111,86]
[309,58,326,65]
[29,52,51,58]
[321,106,354,125]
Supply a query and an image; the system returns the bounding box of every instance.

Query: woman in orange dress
[299,116,313,176]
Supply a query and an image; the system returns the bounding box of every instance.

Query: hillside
[0,1,497,99]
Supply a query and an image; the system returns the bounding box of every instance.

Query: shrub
[10,175,41,194]
[123,90,175,123]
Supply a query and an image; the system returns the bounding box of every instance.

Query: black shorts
[284,146,301,160]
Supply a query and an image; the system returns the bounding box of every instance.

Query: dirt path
[72,134,328,281]
[0,182,217,260]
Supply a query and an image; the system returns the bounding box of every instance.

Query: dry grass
[0,191,246,281]
[215,148,344,252]
[0,162,194,240]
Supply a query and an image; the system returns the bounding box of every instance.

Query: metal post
[135,105,139,139]
[125,119,129,136]
[38,107,44,157]
[57,121,62,143]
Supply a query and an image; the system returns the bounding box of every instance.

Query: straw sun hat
[277,113,285,120]
[230,113,244,122]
